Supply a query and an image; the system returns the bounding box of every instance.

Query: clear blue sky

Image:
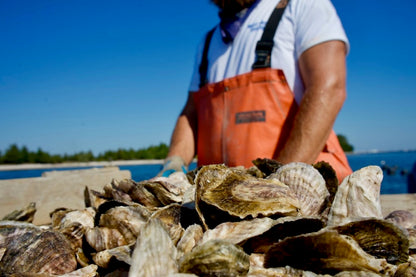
[1,0,415,156]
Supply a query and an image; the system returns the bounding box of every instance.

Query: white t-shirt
[188,0,349,104]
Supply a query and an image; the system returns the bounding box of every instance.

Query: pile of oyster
[2,160,416,277]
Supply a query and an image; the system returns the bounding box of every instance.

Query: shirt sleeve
[293,0,349,59]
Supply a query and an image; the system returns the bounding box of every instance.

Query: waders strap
[199,27,216,88]
[252,0,290,69]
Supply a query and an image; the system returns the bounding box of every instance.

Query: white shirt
[188,0,349,104]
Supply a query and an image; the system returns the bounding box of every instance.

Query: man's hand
[157,155,188,177]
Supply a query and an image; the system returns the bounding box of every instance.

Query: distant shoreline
[1,149,415,171]
[0,159,164,171]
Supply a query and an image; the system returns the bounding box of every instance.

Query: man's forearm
[275,85,345,164]
[166,92,198,165]
[167,114,196,165]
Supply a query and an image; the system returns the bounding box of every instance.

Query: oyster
[97,203,151,244]
[195,165,300,229]
[242,216,325,253]
[333,218,409,264]
[200,217,275,246]
[103,182,133,202]
[92,244,133,269]
[252,158,283,176]
[394,260,416,277]
[327,166,383,226]
[1,202,36,223]
[270,162,329,216]
[141,171,193,206]
[177,224,204,256]
[0,221,77,275]
[150,203,184,244]
[406,228,416,253]
[129,218,179,277]
[264,229,392,275]
[178,239,250,276]
[112,178,162,208]
[313,161,339,217]
[85,226,127,252]
[51,208,95,250]
[84,186,108,209]
[385,210,416,229]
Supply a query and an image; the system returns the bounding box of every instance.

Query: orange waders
[193,1,352,183]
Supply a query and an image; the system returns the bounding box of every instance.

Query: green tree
[2,144,21,164]
[34,148,51,163]
[337,134,354,152]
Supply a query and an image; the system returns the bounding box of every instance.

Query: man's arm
[166,92,198,165]
[275,40,347,164]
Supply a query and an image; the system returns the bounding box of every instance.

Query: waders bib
[193,0,352,182]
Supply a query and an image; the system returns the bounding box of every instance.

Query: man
[160,0,353,182]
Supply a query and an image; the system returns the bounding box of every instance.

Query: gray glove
[157,155,188,177]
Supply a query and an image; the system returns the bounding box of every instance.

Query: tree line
[0,143,169,164]
[0,135,353,165]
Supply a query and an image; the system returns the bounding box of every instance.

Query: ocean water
[347,151,416,194]
[1,151,415,194]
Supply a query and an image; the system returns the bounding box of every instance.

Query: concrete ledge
[0,167,131,225]
[380,193,416,216]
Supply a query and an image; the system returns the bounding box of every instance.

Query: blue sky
[0,0,415,156]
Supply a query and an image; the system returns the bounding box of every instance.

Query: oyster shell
[327,166,383,227]
[85,226,127,252]
[1,202,36,223]
[150,203,184,245]
[394,260,416,277]
[252,158,283,176]
[97,203,151,244]
[0,221,77,275]
[385,210,416,229]
[200,217,275,246]
[195,165,300,229]
[242,216,325,254]
[84,186,108,209]
[264,229,392,275]
[177,224,204,256]
[129,218,179,277]
[313,161,339,218]
[178,239,250,276]
[270,162,329,216]
[406,228,416,252]
[141,171,192,206]
[51,208,95,250]
[103,182,133,202]
[112,178,162,208]
[333,218,409,265]
[92,244,133,269]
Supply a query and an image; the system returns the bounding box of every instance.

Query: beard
[211,0,257,16]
